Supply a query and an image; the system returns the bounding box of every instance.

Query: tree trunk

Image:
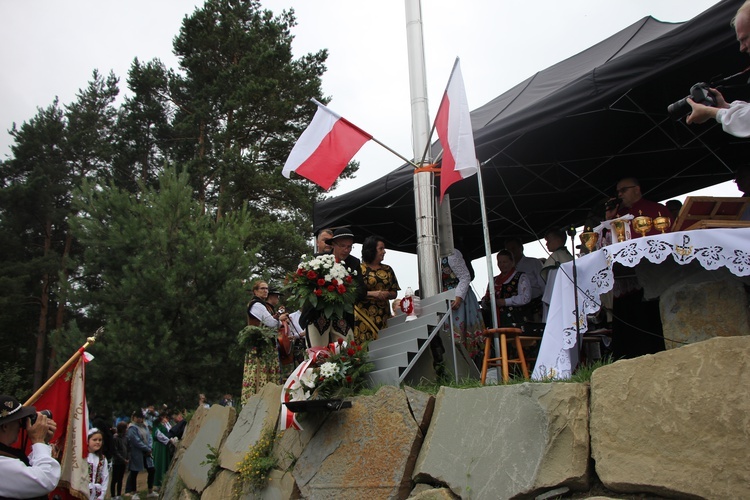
[34,220,53,390]
[47,231,72,379]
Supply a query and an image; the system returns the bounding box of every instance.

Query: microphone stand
[567,226,582,367]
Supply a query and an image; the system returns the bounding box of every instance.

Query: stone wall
[161,336,750,500]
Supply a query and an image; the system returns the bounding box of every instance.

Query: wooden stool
[480,327,529,383]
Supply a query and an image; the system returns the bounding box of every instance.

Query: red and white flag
[436,59,478,202]
[282,100,372,190]
[42,352,92,500]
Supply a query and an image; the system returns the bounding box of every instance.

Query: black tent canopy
[313,0,750,261]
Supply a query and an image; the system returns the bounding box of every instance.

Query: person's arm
[503,273,532,307]
[127,427,151,454]
[367,267,400,301]
[715,100,750,138]
[448,250,471,301]
[686,87,729,124]
[155,427,170,445]
[249,302,285,328]
[0,446,61,498]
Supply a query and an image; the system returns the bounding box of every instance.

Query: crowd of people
[0,394,188,500]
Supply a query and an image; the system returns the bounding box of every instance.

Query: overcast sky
[0,0,736,297]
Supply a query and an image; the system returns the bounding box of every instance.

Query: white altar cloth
[531,227,750,380]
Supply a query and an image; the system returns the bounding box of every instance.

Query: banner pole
[25,327,103,406]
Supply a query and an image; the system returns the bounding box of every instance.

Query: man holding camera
[686,1,750,137]
[0,395,60,499]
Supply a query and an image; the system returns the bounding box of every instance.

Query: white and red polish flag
[282,99,373,190]
[435,59,478,202]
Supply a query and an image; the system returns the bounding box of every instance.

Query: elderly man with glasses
[605,177,670,237]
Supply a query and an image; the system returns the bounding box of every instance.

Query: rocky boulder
[413,383,590,499]
[590,336,750,499]
[292,385,430,499]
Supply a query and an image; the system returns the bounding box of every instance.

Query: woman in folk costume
[441,248,485,367]
[241,280,290,404]
[354,235,400,344]
[87,428,109,500]
[151,413,173,491]
[482,249,532,328]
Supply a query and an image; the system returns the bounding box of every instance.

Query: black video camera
[667,82,717,120]
[28,409,52,425]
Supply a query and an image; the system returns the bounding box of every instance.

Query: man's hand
[26,413,54,445]
[686,98,719,124]
[451,296,463,310]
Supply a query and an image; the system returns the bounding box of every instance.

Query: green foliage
[200,444,221,486]
[57,167,258,411]
[1,0,335,405]
[288,341,373,401]
[234,426,279,496]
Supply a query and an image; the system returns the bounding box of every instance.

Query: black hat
[325,227,355,245]
[0,395,36,425]
[268,289,282,296]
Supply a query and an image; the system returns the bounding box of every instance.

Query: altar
[531,227,750,380]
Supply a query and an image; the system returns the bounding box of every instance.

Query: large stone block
[219,383,281,472]
[660,279,750,349]
[413,383,590,500]
[200,469,237,499]
[590,336,750,499]
[293,386,423,499]
[178,404,237,494]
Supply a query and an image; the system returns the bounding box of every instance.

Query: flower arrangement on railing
[288,339,372,402]
[285,253,359,320]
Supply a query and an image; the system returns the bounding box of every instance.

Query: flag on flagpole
[282,99,373,190]
[42,353,92,500]
[435,59,478,202]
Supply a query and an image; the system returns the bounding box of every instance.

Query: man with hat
[300,228,367,346]
[0,395,60,498]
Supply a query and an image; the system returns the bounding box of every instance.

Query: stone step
[368,336,426,360]
[377,312,442,339]
[371,350,416,372]
[365,366,401,386]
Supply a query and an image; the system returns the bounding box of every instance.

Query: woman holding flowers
[354,235,400,344]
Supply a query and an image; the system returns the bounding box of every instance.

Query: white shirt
[502,271,532,307]
[515,255,544,299]
[446,249,472,300]
[87,453,109,500]
[249,302,281,329]
[716,100,750,138]
[0,442,61,498]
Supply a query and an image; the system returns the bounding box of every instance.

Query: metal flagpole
[405,0,440,298]
[476,163,502,380]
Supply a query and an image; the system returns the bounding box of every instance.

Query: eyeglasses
[616,185,637,194]
[258,287,268,290]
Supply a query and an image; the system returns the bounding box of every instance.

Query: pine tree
[59,168,258,411]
